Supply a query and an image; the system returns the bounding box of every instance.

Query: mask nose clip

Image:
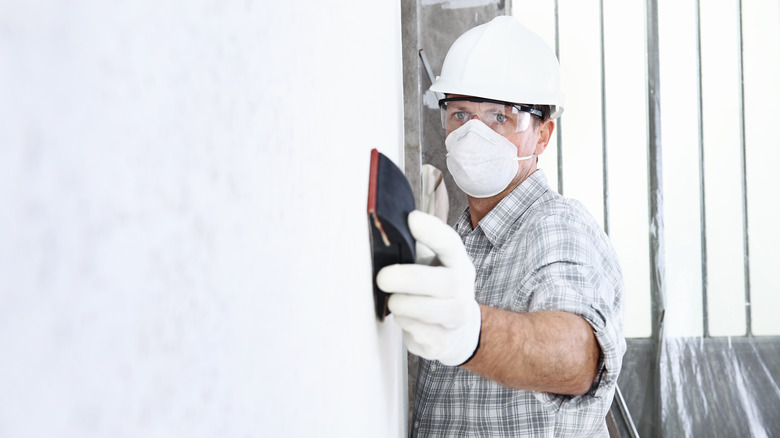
[453,120,497,143]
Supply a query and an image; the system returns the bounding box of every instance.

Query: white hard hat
[430,16,565,119]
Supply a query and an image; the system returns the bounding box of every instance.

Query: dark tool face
[367,149,416,320]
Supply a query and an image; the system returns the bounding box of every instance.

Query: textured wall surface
[0,1,406,436]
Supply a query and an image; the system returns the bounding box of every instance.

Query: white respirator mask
[445,119,534,198]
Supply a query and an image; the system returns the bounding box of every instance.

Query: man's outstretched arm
[463,306,599,396]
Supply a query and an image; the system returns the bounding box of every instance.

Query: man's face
[441,95,555,192]
[442,99,533,138]
[443,96,546,162]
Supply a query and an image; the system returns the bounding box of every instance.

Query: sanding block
[367,148,416,321]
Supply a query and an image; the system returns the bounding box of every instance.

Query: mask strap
[516,155,535,161]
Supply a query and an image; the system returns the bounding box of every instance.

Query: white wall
[0,1,407,436]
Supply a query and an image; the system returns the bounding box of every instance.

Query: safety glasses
[439,97,542,135]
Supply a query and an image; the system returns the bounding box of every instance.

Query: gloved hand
[415,240,438,266]
[376,210,481,366]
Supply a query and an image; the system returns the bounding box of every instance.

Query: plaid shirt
[410,170,626,437]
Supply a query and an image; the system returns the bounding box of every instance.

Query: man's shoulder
[519,192,596,232]
[507,194,611,260]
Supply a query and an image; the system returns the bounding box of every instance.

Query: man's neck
[467,196,501,229]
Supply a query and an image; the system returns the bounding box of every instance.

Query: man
[377,16,625,436]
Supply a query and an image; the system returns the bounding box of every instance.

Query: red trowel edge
[367,148,416,321]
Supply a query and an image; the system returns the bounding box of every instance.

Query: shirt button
[430,364,437,372]
[414,421,420,428]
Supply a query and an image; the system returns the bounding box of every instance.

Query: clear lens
[440,99,532,135]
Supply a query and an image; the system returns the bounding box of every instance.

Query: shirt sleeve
[513,208,626,408]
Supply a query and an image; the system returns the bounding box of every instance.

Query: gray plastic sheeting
[657,336,780,437]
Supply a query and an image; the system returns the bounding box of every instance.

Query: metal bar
[615,385,641,438]
[645,0,665,435]
[418,49,443,101]
[554,0,564,195]
[695,0,709,338]
[645,0,665,345]
[418,49,435,85]
[736,0,752,336]
[599,0,609,235]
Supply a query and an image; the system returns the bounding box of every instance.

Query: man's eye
[494,114,508,123]
[453,112,469,121]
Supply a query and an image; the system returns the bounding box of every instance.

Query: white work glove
[414,240,438,266]
[377,210,481,366]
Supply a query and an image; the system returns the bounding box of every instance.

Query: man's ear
[534,119,555,155]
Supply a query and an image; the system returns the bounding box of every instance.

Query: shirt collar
[455,170,551,248]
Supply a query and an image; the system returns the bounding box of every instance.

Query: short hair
[529,104,553,121]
